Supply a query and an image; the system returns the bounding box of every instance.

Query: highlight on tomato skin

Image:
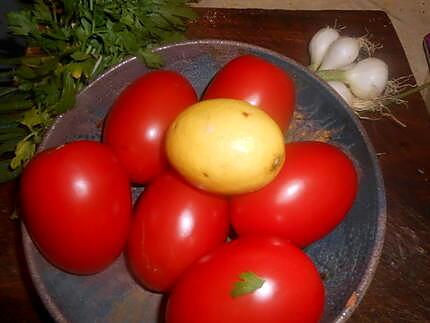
[126,169,230,292]
[203,54,296,132]
[230,141,359,248]
[20,141,133,275]
[103,70,198,185]
[166,236,325,323]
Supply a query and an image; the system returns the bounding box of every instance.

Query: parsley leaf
[231,272,266,298]
[21,108,50,130]
[0,0,197,182]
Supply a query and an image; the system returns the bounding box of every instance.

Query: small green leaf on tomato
[230,271,265,298]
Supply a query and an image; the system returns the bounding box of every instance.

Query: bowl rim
[22,38,387,323]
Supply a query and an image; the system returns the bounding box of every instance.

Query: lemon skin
[165,99,285,195]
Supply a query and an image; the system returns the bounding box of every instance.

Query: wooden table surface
[1,8,430,323]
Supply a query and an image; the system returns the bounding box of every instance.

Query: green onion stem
[394,81,430,100]
[315,69,346,82]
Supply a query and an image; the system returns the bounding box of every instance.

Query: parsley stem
[85,45,92,55]
[0,87,18,98]
[22,131,36,143]
[91,55,103,77]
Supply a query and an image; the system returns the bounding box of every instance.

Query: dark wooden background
[1,7,430,323]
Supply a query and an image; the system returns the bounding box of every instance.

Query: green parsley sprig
[0,0,197,182]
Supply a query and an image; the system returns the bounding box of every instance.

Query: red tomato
[203,54,295,132]
[166,236,324,323]
[231,141,358,247]
[103,70,197,184]
[20,141,132,274]
[126,170,229,292]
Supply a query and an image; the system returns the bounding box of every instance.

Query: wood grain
[1,8,430,322]
[187,9,430,323]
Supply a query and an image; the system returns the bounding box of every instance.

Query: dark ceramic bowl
[22,39,386,323]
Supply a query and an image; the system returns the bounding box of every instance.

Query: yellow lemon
[165,99,285,194]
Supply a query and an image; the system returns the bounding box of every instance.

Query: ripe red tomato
[103,70,197,184]
[166,236,324,323]
[126,170,229,292]
[20,141,132,274]
[203,54,295,132]
[231,141,358,247]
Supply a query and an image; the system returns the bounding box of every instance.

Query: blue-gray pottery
[22,39,386,323]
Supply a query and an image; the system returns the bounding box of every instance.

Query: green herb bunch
[0,0,197,182]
